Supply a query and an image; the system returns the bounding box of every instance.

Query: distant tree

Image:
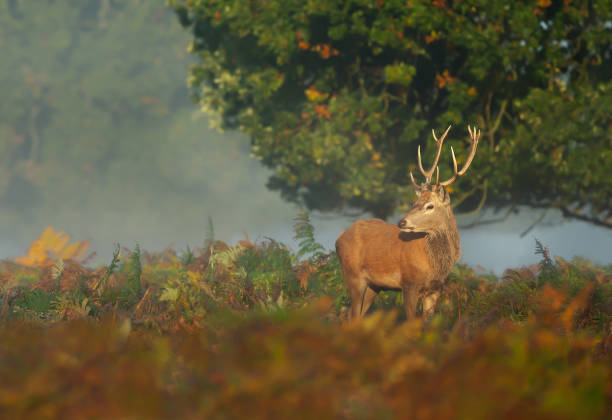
[0,0,186,203]
[0,1,208,223]
[172,0,612,226]
[0,0,296,246]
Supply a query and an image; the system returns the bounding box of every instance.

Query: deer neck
[424,215,460,281]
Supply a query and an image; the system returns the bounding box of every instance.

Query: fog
[1,2,610,274]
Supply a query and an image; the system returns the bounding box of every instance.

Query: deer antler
[418,125,451,183]
[410,126,451,190]
[438,126,480,187]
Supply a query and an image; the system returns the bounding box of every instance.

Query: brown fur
[335,189,460,320]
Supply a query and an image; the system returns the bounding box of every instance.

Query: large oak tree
[172,0,612,226]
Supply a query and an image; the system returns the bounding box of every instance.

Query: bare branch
[560,206,612,229]
[458,203,515,229]
[520,209,548,237]
[490,99,508,136]
[451,183,480,209]
[455,179,488,227]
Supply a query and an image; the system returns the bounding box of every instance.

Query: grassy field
[1,213,610,419]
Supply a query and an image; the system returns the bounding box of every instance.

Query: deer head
[398,126,480,234]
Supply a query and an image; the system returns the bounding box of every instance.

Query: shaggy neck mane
[424,222,460,280]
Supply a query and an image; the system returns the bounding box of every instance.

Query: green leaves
[159,287,180,303]
[176,0,612,224]
[384,62,416,86]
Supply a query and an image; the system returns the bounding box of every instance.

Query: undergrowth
[0,216,610,419]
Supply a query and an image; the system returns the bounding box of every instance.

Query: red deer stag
[335,126,480,320]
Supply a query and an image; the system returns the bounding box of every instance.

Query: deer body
[336,126,479,320]
[336,220,431,291]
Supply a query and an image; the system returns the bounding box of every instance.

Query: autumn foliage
[15,226,90,267]
[1,217,611,419]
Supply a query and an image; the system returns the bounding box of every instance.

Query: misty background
[1,1,610,274]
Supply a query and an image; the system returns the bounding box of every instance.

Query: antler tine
[409,171,424,191]
[438,147,458,187]
[439,126,479,187]
[457,125,480,176]
[417,125,451,183]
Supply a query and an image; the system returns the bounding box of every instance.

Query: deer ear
[415,189,422,197]
[441,187,451,204]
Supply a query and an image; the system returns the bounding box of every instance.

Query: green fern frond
[204,216,215,250]
[293,211,325,260]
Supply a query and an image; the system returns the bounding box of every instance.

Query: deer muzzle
[397,218,416,232]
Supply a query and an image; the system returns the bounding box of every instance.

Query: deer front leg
[402,283,418,320]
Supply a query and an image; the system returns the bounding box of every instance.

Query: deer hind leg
[422,291,440,319]
[358,285,379,318]
[349,281,379,320]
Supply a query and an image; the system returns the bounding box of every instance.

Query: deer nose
[398,218,415,231]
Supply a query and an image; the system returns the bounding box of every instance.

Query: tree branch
[458,204,515,229]
[559,206,612,229]
[451,183,480,209]
[520,209,548,237]
[455,179,488,226]
[490,99,508,136]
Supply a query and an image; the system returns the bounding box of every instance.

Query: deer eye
[426,203,434,210]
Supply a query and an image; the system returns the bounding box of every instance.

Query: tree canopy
[172,0,612,226]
